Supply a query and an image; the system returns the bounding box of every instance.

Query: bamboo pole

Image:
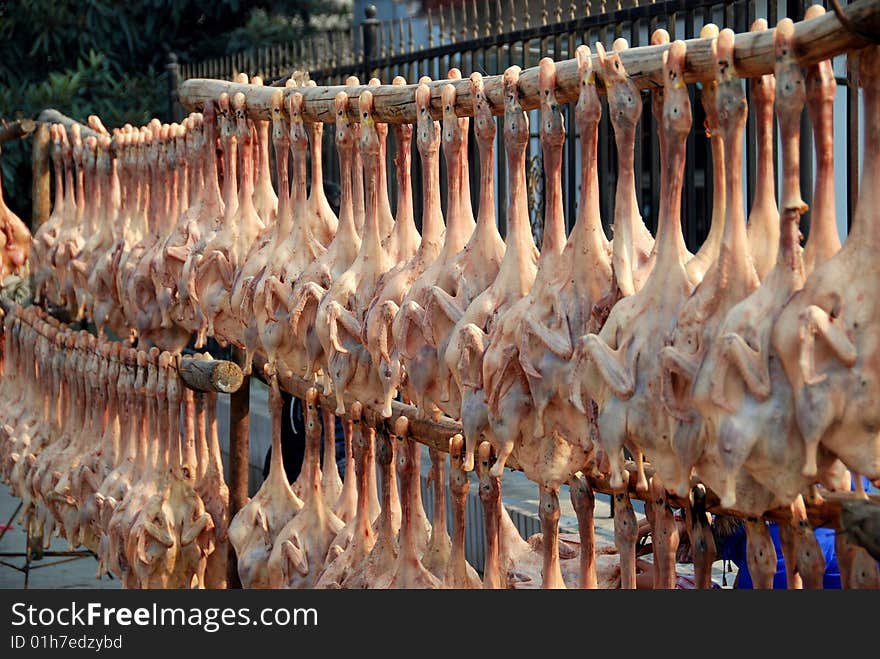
[178,0,880,124]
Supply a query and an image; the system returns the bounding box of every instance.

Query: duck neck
[612,123,638,294]
[238,134,256,220]
[720,119,751,272]
[753,96,776,209]
[655,133,689,269]
[310,124,328,206]
[274,137,292,236]
[394,127,417,243]
[443,141,467,254]
[74,158,85,223]
[290,142,308,218]
[541,139,566,257]
[702,134,727,256]
[256,120,274,204]
[420,145,444,244]
[807,91,839,258]
[778,111,806,272]
[355,436,373,534]
[849,81,880,246]
[476,138,496,234]
[506,139,533,253]
[303,408,323,501]
[222,137,238,221]
[377,126,394,236]
[62,154,75,223]
[360,148,385,264]
[52,156,64,216]
[336,146,358,241]
[203,125,223,215]
[573,118,605,248]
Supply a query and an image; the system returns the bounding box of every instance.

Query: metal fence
[179,0,861,252]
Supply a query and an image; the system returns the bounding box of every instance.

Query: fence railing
[177,27,357,84]
[178,0,860,253]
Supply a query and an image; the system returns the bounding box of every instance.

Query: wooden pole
[36,109,104,141]
[0,119,36,145]
[177,355,243,394]
[226,349,250,589]
[29,122,51,228]
[178,0,880,124]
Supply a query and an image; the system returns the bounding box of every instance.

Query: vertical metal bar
[166,52,183,123]
[685,11,697,248]
[227,368,250,590]
[847,52,859,232]
[363,4,380,81]
[598,17,613,236]
[643,7,659,238]
[630,17,645,233]
[566,28,576,232]
[793,0,813,239]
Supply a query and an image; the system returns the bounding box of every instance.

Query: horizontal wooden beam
[0,119,35,146]
[179,0,879,124]
[36,109,104,142]
[178,354,244,394]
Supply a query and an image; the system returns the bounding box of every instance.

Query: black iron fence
[179,0,860,252]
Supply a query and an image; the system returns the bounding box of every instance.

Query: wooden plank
[179,0,879,125]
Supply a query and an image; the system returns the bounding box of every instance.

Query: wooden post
[363,4,380,81]
[30,122,51,228]
[166,52,185,123]
[226,350,250,589]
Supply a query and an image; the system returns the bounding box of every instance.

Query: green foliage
[0,0,350,223]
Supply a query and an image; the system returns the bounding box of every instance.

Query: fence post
[166,52,184,123]
[363,4,380,81]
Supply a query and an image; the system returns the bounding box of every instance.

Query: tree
[0,0,350,223]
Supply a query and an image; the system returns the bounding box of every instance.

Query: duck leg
[745,518,777,589]
[685,485,716,589]
[477,442,503,589]
[569,472,597,589]
[650,476,678,589]
[538,484,565,589]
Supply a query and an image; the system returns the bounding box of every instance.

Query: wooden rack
[178,0,880,124]
[18,1,880,584]
[181,3,880,546]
